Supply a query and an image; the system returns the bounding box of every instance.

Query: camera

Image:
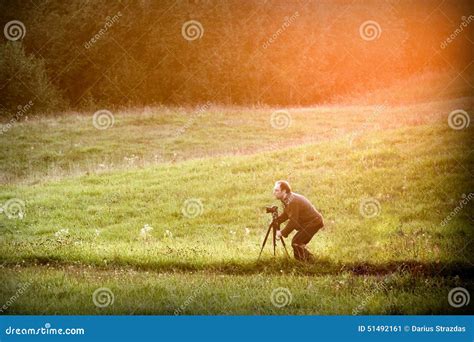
[258,205,288,259]
[265,205,278,214]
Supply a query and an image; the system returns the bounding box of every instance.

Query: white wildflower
[140,224,153,238]
[54,228,69,238]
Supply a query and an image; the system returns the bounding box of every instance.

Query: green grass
[0,98,473,314]
[1,266,470,315]
[1,97,472,184]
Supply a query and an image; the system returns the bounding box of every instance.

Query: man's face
[273,183,286,200]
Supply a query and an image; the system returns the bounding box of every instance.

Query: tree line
[0,0,472,116]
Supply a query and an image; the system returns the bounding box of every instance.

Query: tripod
[258,209,290,260]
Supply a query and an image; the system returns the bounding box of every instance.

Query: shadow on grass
[4,255,474,278]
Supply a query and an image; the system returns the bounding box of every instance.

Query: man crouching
[273,180,324,262]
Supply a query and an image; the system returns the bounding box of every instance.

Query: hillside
[0,99,472,314]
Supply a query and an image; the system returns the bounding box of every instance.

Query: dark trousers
[291,227,319,261]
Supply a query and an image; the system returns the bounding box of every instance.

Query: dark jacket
[276,192,324,238]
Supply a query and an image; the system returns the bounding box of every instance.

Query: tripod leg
[257,223,273,260]
[279,236,291,258]
[272,224,276,256]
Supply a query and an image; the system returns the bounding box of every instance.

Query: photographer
[273,180,324,262]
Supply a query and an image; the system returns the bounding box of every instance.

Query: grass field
[0,97,473,314]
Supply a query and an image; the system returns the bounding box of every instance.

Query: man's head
[273,180,292,200]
